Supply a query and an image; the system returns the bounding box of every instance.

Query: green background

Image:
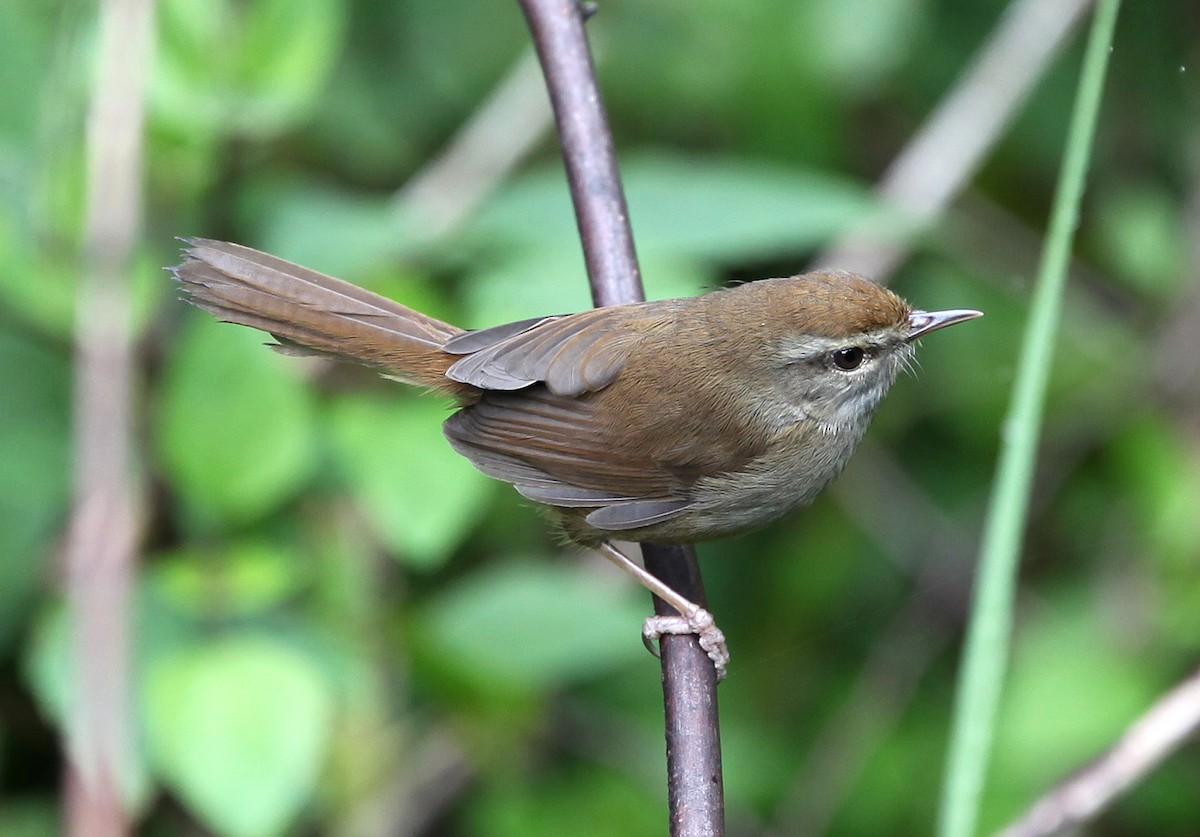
[2,0,1198,834]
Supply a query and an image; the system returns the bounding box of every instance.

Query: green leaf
[0,326,70,648]
[1112,418,1200,569]
[620,154,872,259]
[0,799,58,837]
[416,560,649,691]
[154,0,345,138]
[0,2,47,141]
[461,249,712,329]
[467,153,873,265]
[256,183,408,278]
[156,315,319,526]
[22,603,72,740]
[146,636,335,837]
[1093,180,1188,296]
[799,0,923,94]
[327,394,493,569]
[0,220,77,339]
[986,595,1157,829]
[465,766,662,837]
[150,542,306,619]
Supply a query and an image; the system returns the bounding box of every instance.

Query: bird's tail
[172,238,470,396]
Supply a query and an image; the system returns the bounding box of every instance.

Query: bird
[172,238,981,678]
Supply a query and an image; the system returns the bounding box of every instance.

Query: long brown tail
[173,238,472,396]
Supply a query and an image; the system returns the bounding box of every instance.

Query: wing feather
[444,306,641,396]
[444,388,689,507]
[585,500,692,530]
[437,300,753,534]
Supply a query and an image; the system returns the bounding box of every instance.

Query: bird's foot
[642,607,728,682]
[595,540,729,682]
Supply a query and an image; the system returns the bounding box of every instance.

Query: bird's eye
[831,347,866,370]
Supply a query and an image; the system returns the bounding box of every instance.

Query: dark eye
[831,347,866,370]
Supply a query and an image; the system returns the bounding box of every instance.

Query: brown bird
[172,239,980,678]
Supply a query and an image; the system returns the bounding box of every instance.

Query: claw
[642,609,728,682]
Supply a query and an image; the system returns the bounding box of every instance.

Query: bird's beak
[906,308,983,341]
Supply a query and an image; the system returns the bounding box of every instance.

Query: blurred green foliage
[3,0,1199,834]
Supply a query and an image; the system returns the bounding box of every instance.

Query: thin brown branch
[64,0,153,833]
[516,0,644,306]
[998,667,1200,837]
[813,0,1092,281]
[393,49,554,242]
[514,2,724,834]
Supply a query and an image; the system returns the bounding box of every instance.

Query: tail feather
[173,238,471,396]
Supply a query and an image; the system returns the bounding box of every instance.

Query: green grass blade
[936,1,1124,835]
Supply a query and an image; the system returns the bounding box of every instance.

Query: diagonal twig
[998,667,1200,837]
[814,0,1093,281]
[393,48,554,242]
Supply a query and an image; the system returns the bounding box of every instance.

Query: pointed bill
[906,308,982,341]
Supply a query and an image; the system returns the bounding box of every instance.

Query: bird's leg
[594,541,728,681]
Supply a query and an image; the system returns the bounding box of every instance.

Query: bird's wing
[441,301,765,531]
[445,387,677,498]
[443,387,696,528]
[442,305,653,396]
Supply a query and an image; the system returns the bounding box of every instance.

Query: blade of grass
[936,2,1123,836]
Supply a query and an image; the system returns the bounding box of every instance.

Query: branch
[517,0,644,305]
[65,0,153,833]
[393,49,554,242]
[813,0,1092,281]
[515,2,724,834]
[998,667,1200,837]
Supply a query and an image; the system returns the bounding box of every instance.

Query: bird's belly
[677,424,864,540]
[564,421,870,546]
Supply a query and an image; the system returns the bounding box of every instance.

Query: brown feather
[173,240,933,546]
[173,239,474,398]
[444,305,645,395]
